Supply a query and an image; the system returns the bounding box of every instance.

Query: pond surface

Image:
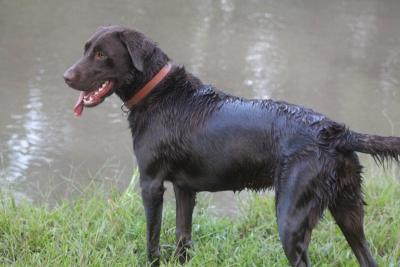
[1,0,400,214]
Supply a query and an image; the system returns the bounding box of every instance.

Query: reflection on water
[244,12,286,99]
[190,0,213,75]
[4,85,48,182]
[0,0,400,214]
[342,1,377,60]
[381,47,400,134]
[0,67,52,204]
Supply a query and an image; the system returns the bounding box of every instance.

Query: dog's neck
[126,65,207,138]
[122,63,172,110]
[115,46,170,103]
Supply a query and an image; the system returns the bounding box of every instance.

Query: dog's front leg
[173,184,196,263]
[141,177,165,266]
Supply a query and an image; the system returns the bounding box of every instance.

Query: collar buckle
[120,103,130,115]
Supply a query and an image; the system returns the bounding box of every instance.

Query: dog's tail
[338,130,400,164]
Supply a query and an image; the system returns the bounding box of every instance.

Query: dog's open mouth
[73,80,114,116]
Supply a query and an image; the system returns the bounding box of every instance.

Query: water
[1,0,400,214]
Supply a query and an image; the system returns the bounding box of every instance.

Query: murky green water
[1,0,400,214]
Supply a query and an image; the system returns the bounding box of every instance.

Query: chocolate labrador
[63,25,399,267]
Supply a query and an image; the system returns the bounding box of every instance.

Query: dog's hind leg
[329,185,378,267]
[173,184,196,264]
[275,159,324,267]
[141,176,165,266]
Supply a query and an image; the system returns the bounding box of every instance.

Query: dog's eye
[94,51,106,60]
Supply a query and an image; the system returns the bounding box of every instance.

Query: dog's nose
[63,69,77,85]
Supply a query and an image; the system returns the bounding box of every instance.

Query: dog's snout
[63,68,78,85]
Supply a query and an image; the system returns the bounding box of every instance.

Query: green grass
[0,174,399,266]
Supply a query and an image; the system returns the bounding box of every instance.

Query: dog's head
[63,25,169,116]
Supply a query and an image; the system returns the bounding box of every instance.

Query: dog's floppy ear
[119,30,148,72]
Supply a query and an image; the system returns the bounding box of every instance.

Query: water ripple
[1,82,49,184]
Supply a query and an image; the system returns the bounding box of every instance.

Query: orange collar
[123,63,172,110]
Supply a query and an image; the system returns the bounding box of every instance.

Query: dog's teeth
[84,96,93,104]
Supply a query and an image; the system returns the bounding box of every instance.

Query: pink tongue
[73,92,85,117]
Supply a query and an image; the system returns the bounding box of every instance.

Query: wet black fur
[64,26,400,267]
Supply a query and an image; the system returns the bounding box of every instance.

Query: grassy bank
[0,175,399,266]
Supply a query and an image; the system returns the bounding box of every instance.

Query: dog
[63,25,399,267]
